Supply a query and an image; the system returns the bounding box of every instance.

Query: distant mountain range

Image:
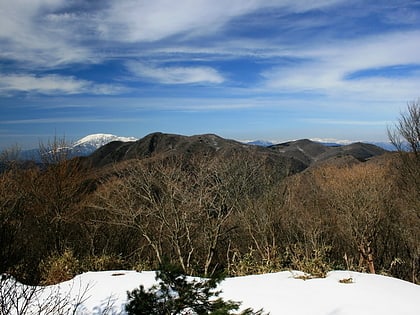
[246,139,395,151]
[11,133,394,163]
[75,132,389,175]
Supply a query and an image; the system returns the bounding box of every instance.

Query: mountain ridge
[9,133,390,170]
[81,132,388,174]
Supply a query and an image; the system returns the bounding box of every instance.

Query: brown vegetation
[1,103,419,285]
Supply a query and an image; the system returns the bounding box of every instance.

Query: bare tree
[0,144,21,164]
[0,273,90,315]
[26,137,91,255]
[88,153,259,276]
[388,100,420,202]
[312,163,394,274]
[388,99,420,283]
[388,99,420,154]
[89,156,201,273]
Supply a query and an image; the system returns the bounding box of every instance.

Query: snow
[3,270,419,315]
[73,134,138,148]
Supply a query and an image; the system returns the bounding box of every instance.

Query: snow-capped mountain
[12,134,395,163]
[72,133,138,156]
[16,134,138,161]
[246,140,275,147]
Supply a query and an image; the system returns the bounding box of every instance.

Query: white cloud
[126,62,224,84]
[0,0,348,69]
[96,0,345,42]
[261,30,420,101]
[0,74,126,95]
[0,117,144,125]
[97,0,227,42]
[303,119,391,126]
[0,0,94,67]
[0,0,418,105]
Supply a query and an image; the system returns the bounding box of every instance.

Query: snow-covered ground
[2,270,419,315]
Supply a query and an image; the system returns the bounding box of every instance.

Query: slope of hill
[268,139,330,165]
[84,132,389,171]
[269,138,388,167]
[83,132,309,178]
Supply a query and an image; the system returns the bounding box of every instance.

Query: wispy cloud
[0,117,145,125]
[0,0,93,68]
[301,118,392,126]
[95,0,347,43]
[261,30,420,101]
[126,62,224,84]
[0,74,126,95]
[0,0,347,68]
[1,0,419,147]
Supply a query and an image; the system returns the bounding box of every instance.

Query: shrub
[285,244,333,278]
[81,254,125,272]
[39,249,80,285]
[227,248,282,277]
[125,264,266,315]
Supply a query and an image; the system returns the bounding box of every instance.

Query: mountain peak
[73,133,137,147]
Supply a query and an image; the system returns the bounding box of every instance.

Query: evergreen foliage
[125,264,266,315]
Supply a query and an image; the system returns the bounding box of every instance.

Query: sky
[1,0,420,149]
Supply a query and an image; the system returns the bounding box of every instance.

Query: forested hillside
[1,130,418,286]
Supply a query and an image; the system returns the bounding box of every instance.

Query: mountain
[15,134,137,162]
[269,138,388,167]
[246,140,275,147]
[367,141,395,151]
[83,132,309,176]
[245,138,395,151]
[12,133,389,172]
[269,139,331,166]
[72,133,138,156]
[82,132,389,176]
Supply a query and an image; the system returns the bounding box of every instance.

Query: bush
[285,244,333,278]
[227,248,282,277]
[125,264,266,315]
[81,254,125,272]
[39,249,80,285]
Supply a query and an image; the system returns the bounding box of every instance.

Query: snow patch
[3,270,419,315]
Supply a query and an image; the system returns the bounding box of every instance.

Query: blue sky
[1,0,420,149]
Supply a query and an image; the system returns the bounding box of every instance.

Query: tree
[312,163,394,274]
[388,99,420,202]
[0,273,90,315]
[388,99,420,154]
[89,157,196,272]
[0,165,27,276]
[29,137,92,255]
[89,154,255,276]
[388,99,420,283]
[0,144,21,164]
[125,264,266,315]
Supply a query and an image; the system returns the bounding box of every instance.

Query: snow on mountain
[71,133,138,156]
[3,270,419,314]
[73,133,137,149]
[246,140,275,147]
